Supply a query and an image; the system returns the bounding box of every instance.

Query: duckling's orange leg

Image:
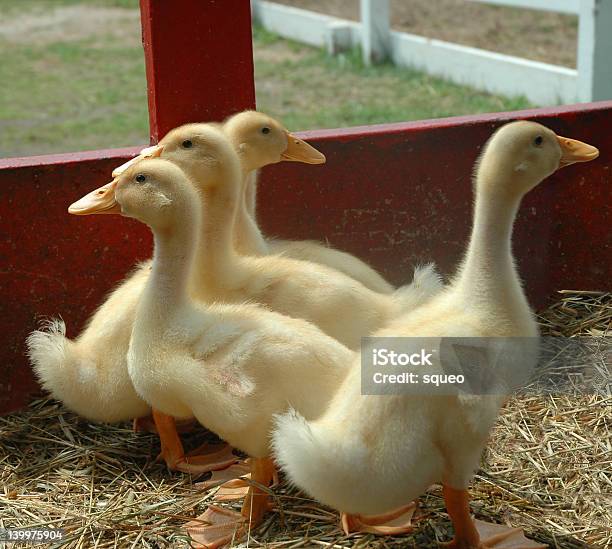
[341,502,416,536]
[133,415,157,433]
[185,457,276,548]
[241,457,276,523]
[153,409,237,474]
[442,485,546,548]
[443,485,481,548]
[134,413,198,434]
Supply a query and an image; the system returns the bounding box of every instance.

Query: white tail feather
[393,263,444,312]
[26,318,148,422]
[272,409,322,487]
[26,318,71,392]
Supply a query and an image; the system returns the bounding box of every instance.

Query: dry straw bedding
[0,291,609,548]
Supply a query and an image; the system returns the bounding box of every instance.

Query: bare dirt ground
[274,0,578,67]
[0,4,141,47]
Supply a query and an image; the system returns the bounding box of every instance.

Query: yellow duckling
[223,110,396,294]
[272,121,598,547]
[82,156,354,548]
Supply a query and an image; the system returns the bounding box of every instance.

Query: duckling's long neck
[233,169,269,256]
[455,180,529,319]
[139,218,197,330]
[191,169,242,289]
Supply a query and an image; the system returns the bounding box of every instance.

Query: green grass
[0,0,138,13]
[252,25,531,131]
[0,3,531,158]
[0,36,149,157]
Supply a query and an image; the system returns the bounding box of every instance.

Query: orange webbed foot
[186,505,247,549]
[213,477,251,502]
[341,502,416,535]
[473,520,547,548]
[152,410,237,474]
[210,458,278,503]
[442,485,546,548]
[163,442,238,475]
[185,457,276,548]
[195,461,252,491]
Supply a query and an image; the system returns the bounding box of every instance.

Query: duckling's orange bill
[112,145,164,177]
[68,179,119,216]
[557,135,599,168]
[282,132,326,164]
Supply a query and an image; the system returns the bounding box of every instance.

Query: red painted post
[139,0,256,142]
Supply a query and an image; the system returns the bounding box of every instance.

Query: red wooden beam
[256,101,612,305]
[139,0,256,142]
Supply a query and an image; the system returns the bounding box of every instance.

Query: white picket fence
[250,0,612,105]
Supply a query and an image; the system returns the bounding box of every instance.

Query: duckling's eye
[135,174,146,183]
[182,139,193,149]
[534,136,543,146]
[261,127,271,135]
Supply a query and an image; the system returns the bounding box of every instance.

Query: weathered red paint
[139,0,256,142]
[2,102,610,415]
[256,101,611,304]
[0,150,151,414]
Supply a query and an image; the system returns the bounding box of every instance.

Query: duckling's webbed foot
[473,520,547,548]
[197,458,278,503]
[177,442,238,474]
[153,409,237,474]
[442,485,546,549]
[185,505,246,549]
[185,457,277,548]
[341,502,416,535]
[196,461,252,492]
